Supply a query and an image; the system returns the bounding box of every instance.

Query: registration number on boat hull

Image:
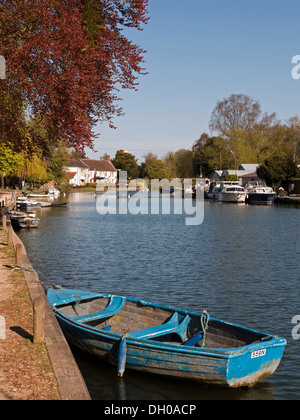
[251,349,266,359]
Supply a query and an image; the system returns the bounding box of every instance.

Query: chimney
[106,155,110,161]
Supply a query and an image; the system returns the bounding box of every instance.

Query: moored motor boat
[27,192,50,199]
[48,188,60,195]
[206,182,222,199]
[17,197,42,209]
[244,181,276,205]
[8,210,36,218]
[8,211,40,229]
[218,183,246,203]
[47,286,286,388]
[16,216,40,229]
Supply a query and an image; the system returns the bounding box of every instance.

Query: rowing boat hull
[47,287,286,388]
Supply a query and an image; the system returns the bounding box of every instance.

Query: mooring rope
[14,264,37,274]
[72,295,86,310]
[201,309,210,348]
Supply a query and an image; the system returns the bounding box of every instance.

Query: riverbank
[0,210,91,400]
[0,226,60,400]
[275,196,300,206]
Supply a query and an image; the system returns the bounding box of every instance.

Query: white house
[66,159,89,186]
[81,158,117,184]
[65,157,117,186]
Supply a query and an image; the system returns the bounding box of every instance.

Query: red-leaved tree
[0,0,149,152]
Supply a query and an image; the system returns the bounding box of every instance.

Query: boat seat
[127,313,189,342]
[183,332,203,347]
[102,325,112,332]
[73,296,126,323]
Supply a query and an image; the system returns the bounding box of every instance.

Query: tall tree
[174,149,194,178]
[209,94,262,139]
[139,152,158,178]
[0,78,29,153]
[162,151,177,179]
[193,134,230,177]
[286,116,300,163]
[0,0,149,152]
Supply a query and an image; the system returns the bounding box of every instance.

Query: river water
[18,193,300,400]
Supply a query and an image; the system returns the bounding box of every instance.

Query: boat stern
[226,337,286,388]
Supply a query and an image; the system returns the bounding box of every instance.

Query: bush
[224,174,238,181]
[85,182,97,188]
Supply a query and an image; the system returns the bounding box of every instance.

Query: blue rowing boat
[47,286,286,388]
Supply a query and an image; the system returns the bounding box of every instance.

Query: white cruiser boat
[218,183,246,203]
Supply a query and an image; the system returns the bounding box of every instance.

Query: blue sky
[88,0,300,162]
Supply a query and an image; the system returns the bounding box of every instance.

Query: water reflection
[73,347,276,401]
[18,193,300,400]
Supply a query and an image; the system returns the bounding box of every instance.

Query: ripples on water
[18,194,300,400]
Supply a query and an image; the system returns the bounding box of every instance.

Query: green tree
[285,116,300,163]
[139,152,158,178]
[18,153,49,188]
[192,134,229,177]
[47,144,69,184]
[257,154,298,189]
[112,150,139,180]
[174,149,194,178]
[162,152,177,179]
[28,117,69,184]
[0,144,22,187]
[148,160,170,180]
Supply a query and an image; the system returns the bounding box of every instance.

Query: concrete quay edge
[4,205,91,400]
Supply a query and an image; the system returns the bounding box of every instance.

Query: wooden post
[16,243,23,266]
[33,297,45,344]
[2,214,6,232]
[7,224,12,246]
[0,316,6,340]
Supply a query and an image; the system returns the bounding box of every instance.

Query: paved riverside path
[0,220,91,400]
[0,226,60,399]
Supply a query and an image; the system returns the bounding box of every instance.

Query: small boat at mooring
[8,211,40,229]
[218,183,246,203]
[16,197,42,210]
[244,181,276,205]
[47,286,286,388]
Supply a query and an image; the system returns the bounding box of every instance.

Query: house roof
[66,172,77,179]
[67,159,89,169]
[211,170,223,176]
[66,158,117,172]
[238,164,259,172]
[223,170,259,178]
[81,159,117,173]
